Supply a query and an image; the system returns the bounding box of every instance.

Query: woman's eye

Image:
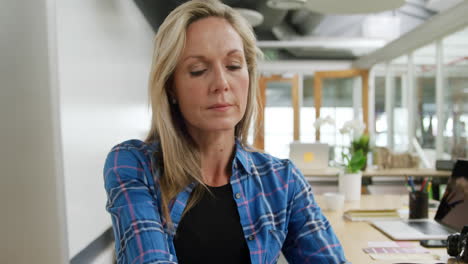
[227,65,242,71]
[190,69,206,76]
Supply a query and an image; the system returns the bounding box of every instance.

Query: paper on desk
[368,253,440,261]
[364,247,430,254]
[365,241,431,255]
[343,209,400,221]
[368,241,420,248]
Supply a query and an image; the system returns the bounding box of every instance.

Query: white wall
[0,0,69,263]
[56,0,154,257]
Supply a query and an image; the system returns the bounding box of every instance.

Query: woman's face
[173,17,249,135]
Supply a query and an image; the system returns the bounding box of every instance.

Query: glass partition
[321,78,355,156]
[302,75,355,162]
[443,26,468,159]
[374,74,387,147]
[301,75,316,143]
[414,44,437,150]
[373,61,408,152]
[264,81,293,159]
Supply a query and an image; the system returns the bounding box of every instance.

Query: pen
[420,177,428,192]
[427,181,432,199]
[406,176,413,192]
[425,178,432,192]
[408,176,416,192]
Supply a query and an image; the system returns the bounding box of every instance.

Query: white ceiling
[390,26,468,66]
[304,0,405,14]
[426,0,465,12]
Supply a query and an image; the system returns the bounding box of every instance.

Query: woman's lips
[208,104,232,112]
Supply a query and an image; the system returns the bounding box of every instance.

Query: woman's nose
[210,65,229,93]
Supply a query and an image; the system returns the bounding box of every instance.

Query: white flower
[339,126,351,134]
[313,118,324,129]
[314,116,335,129]
[324,116,335,125]
[340,119,366,139]
[340,120,353,134]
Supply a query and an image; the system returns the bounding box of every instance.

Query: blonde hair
[145,0,262,230]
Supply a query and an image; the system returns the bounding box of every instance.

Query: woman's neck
[188,128,236,187]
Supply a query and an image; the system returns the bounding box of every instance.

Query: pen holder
[409,191,428,219]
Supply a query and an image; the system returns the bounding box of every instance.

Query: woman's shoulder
[240,145,305,183]
[108,138,159,154]
[107,139,160,160]
[104,139,160,177]
[104,139,161,193]
[245,147,294,173]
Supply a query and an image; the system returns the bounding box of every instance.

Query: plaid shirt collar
[234,139,253,175]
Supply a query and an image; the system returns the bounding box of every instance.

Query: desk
[302,167,341,178]
[363,168,451,178]
[305,169,451,199]
[315,194,459,264]
[303,168,451,178]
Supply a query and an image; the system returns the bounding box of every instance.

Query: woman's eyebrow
[182,55,206,63]
[226,49,243,56]
[182,49,243,63]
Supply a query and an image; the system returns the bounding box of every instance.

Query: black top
[173,183,252,264]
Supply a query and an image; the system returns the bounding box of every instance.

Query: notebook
[289,142,329,170]
[371,161,468,240]
[344,209,400,221]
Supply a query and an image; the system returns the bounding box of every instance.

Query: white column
[408,53,416,151]
[368,67,376,147]
[385,62,395,150]
[435,39,445,159]
[401,74,408,109]
[353,76,363,120]
[298,73,303,141]
[400,73,409,149]
[0,0,69,263]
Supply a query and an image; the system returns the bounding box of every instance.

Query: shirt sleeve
[282,161,348,264]
[103,146,177,264]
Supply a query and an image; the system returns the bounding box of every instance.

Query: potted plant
[351,134,370,171]
[338,119,369,201]
[340,120,370,171]
[339,149,366,201]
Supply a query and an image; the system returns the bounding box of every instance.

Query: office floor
[90,243,115,264]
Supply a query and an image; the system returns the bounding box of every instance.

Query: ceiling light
[234,8,264,27]
[267,0,307,10]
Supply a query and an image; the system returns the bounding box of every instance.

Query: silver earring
[171,98,177,104]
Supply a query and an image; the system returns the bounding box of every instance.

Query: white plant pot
[339,171,362,201]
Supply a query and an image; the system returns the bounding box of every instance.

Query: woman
[103,0,347,263]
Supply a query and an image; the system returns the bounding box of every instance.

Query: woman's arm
[104,146,176,264]
[282,162,348,264]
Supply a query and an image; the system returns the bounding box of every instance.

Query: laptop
[371,160,468,240]
[289,142,329,170]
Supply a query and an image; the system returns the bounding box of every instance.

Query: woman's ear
[166,91,177,104]
[166,76,177,104]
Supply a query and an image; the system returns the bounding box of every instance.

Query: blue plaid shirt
[104,139,347,264]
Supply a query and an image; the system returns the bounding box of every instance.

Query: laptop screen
[434,174,468,232]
